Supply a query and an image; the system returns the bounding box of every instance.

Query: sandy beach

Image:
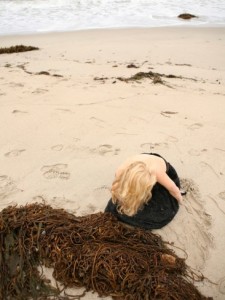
[0,27,225,299]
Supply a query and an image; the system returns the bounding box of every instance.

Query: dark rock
[178,13,197,20]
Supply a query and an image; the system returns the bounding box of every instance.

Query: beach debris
[0,203,212,300]
[93,76,109,83]
[16,64,63,78]
[161,111,178,118]
[0,45,39,54]
[52,73,64,78]
[152,74,163,84]
[92,67,197,87]
[161,253,177,266]
[127,63,139,68]
[36,71,63,77]
[94,76,109,81]
[175,63,192,67]
[17,64,32,75]
[117,71,181,85]
[37,71,51,75]
[178,13,198,20]
[85,60,95,64]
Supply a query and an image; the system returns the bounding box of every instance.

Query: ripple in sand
[154,178,214,270]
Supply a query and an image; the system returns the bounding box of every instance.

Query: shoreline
[0,26,225,299]
[1,24,225,38]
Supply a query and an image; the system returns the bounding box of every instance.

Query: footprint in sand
[50,196,80,212]
[4,149,26,157]
[80,203,98,216]
[51,139,81,153]
[218,191,225,202]
[51,144,64,151]
[41,164,70,180]
[87,203,97,213]
[188,123,203,130]
[92,186,111,206]
[0,175,20,200]
[59,172,70,180]
[141,142,168,152]
[93,185,111,195]
[32,195,45,202]
[76,186,110,215]
[188,149,207,156]
[97,144,120,156]
[166,136,179,143]
[98,144,113,155]
[9,82,24,88]
[188,149,201,156]
[32,88,48,94]
[90,116,105,128]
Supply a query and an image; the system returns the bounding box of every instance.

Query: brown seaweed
[117,71,182,84]
[36,71,63,77]
[0,203,212,300]
[0,45,39,54]
[15,64,63,78]
[127,64,139,69]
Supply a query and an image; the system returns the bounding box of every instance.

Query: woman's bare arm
[156,170,183,203]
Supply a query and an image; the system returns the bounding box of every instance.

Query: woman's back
[105,153,181,230]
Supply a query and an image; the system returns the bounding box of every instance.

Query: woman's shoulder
[117,153,166,175]
[141,153,167,173]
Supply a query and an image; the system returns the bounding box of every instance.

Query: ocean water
[0,0,225,35]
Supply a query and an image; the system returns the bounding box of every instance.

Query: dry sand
[0,27,225,299]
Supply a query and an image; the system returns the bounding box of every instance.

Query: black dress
[104,153,180,230]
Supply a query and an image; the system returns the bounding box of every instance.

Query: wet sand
[0,27,225,299]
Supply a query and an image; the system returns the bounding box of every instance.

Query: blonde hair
[111,161,156,216]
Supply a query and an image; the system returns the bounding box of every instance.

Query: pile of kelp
[0,203,212,300]
[0,45,39,54]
